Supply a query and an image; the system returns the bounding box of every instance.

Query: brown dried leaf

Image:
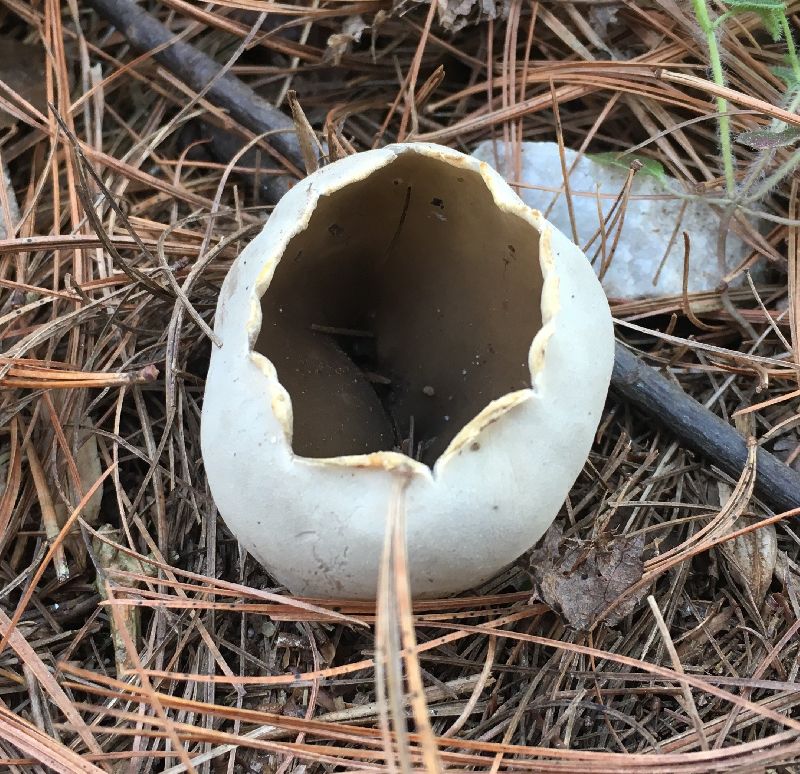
[287,90,321,175]
[715,480,776,605]
[428,0,508,32]
[388,0,506,32]
[325,15,368,66]
[719,516,777,605]
[530,524,647,630]
[74,431,104,525]
[53,431,104,572]
[774,550,800,585]
[0,38,47,128]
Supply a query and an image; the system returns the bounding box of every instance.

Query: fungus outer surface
[201,143,614,598]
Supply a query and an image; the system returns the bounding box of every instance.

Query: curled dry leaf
[326,15,368,66]
[287,91,322,175]
[529,523,647,630]
[390,0,507,32]
[435,0,507,31]
[717,485,777,605]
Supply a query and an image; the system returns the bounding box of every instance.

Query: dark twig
[611,342,800,516]
[83,0,303,201]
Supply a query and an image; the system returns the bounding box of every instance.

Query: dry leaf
[397,0,508,32]
[287,90,322,175]
[529,523,647,630]
[719,516,777,605]
[0,38,47,127]
[74,432,104,525]
[326,15,368,65]
[55,431,104,526]
[54,431,105,572]
[716,481,776,606]
[391,0,511,32]
[588,5,621,39]
[774,550,800,584]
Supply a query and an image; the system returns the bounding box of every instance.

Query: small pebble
[422,385,435,396]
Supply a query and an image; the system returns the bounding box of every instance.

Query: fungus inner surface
[254,152,544,465]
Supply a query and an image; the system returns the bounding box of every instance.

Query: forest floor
[1,1,800,772]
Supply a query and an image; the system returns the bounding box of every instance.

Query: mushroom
[201,142,614,599]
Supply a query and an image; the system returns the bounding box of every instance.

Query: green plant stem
[691,0,736,197]
[712,10,733,30]
[780,12,800,81]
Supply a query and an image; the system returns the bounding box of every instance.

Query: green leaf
[759,8,783,40]
[726,0,785,39]
[725,0,785,9]
[588,152,668,185]
[738,126,800,149]
[770,64,799,85]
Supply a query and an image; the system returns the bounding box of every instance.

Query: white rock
[472,140,754,299]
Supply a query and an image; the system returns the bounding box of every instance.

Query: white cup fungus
[201,142,614,599]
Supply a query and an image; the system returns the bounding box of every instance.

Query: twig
[611,342,800,515]
[83,0,303,201]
